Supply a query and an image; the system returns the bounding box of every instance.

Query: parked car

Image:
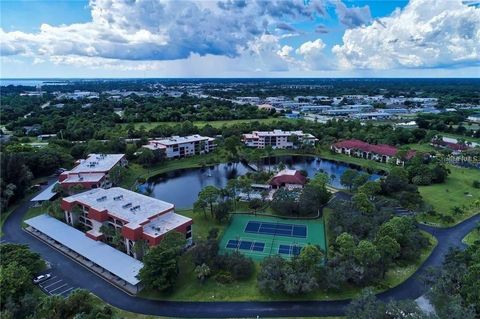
[33,273,51,284]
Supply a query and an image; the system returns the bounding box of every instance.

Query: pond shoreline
[140,154,383,209]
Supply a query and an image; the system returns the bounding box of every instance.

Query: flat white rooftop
[150,135,213,146]
[25,214,143,286]
[274,169,298,177]
[69,154,124,174]
[143,212,192,237]
[62,173,105,183]
[63,187,174,226]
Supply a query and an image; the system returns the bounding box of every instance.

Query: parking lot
[37,270,78,298]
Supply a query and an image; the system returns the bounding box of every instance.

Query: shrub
[214,271,234,284]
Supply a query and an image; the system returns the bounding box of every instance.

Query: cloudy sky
[1,0,479,78]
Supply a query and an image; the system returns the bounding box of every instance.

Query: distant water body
[0,79,69,86]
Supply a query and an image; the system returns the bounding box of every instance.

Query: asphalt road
[2,182,479,318]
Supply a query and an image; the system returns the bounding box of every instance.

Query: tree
[346,288,384,319]
[191,239,218,266]
[0,244,45,275]
[138,244,180,292]
[213,200,231,222]
[194,263,211,283]
[133,239,149,260]
[224,136,241,161]
[248,198,263,212]
[270,188,300,216]
[137,149,155,167]
[375,235,400,277]
[355,240,380,267]
[0,262,32,304]
[298,184,331,216]
[352,173,370,190]
[257,255,286,294]
[352,193,375,215]
[158,231,186,254]
[358,181,381,201]
[340,169,359,190]
[109,165,126,186]
[298,245,324,269]
[335,232,356,257]
[197,186,220,219]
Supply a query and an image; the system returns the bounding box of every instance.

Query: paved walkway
[2,181,479,317]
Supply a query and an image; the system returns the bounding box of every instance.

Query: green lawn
[417,165,480,226]
[462,228,480,246]
[121,118,294,130]
[403,143,436,153]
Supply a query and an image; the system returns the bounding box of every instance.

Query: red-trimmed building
[431,139,469,153]
[331,139,415,165]
[59,154,127,191]
[269,169,307,189]
[61,187,192,259]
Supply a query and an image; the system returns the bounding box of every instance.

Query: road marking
[48,283,68,293]
[55,287,74,296]
[39,276,57,286]
[42,279,61,289]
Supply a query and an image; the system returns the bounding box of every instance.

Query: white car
[33,273,51,284]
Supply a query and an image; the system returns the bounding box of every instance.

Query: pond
[140,155,382,209]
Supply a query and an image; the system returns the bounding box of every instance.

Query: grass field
[218,214,326,261]
[417,165,480,226]
[462,228,480,246]
[121,118,294,130]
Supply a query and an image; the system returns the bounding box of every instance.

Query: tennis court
[219,214,326,261]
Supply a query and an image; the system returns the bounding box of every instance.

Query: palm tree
[133,239,149,260]
[194,263,211,283]
[265,145,273,172]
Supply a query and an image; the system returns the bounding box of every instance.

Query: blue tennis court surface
[278,244,302,256]
[226,239,265,252]
[245,221,307,238]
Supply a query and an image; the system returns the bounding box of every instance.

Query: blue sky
[0,0,479,78]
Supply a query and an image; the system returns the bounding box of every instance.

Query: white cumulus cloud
[332,0,480,69]
[0,0,327,62]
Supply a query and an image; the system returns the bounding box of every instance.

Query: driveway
[2,182,479,317]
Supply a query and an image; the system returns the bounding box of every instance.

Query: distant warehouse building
[61,187,192,259]
[59,154,127,191]
[143,135,216,158]
[242,130,318,149]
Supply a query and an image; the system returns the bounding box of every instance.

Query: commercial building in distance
[59,154,127,190]
[143,135,215,158]
[331,139,415,165]
[242,130,318,149]
[61,187,192,259]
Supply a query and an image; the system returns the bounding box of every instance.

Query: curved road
[2,182,479,318]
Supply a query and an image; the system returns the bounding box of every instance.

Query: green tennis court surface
[219,214,326,261]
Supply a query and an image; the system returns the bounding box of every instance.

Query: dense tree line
[416,113,480,139]
[425,243,480,318]
[0,144,73,211]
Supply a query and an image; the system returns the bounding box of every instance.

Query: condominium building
[143,135,215,158]
[331,139,415,165]
[242,130,318,149]
[59,154,127,190]
[61,187,192,259]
